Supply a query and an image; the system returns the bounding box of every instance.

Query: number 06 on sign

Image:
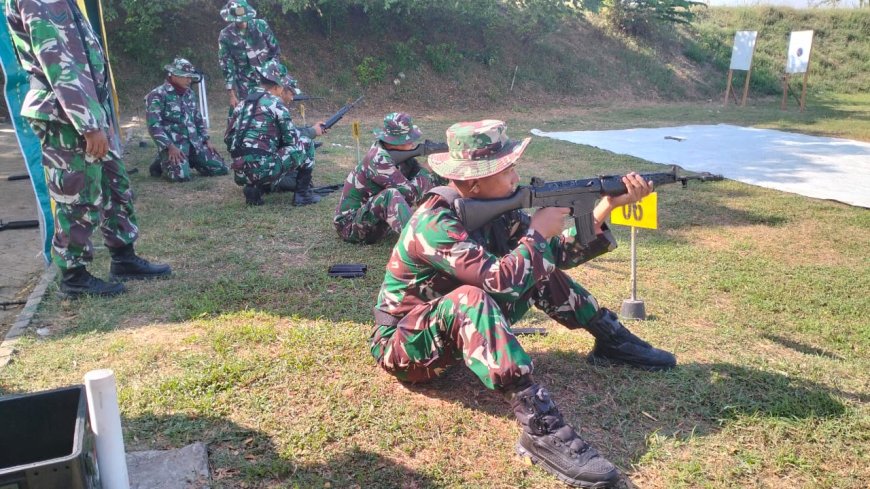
[609,192,658,320]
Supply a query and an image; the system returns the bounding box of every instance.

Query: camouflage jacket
[374,191,617,320]
[6,0,118,150]
[223,87,304,161]
[144,81,209,152]
[334,141,441,224]
[218,19,280,95]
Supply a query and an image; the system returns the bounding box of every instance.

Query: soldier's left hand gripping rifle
[451,166,723,247]
[319,96,364,131]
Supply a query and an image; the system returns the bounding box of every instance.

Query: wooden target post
[782,30,814,112]
[724,31,758,108]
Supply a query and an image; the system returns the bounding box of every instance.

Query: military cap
[374,112,422,146]
[256,59,300,94]
[221,0,257,22]
[428,120,530,181]
[163,57,202,82]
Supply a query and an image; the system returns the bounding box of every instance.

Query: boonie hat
[163,57,202,82]
[221,0,256,22]
[257,60,301,94]
[374,112,422,145]
[428,120,530,181]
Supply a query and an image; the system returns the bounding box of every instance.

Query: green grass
[1,95,868,488]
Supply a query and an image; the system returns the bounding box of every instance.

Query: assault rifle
[386,139,449,165]
[452,166,723,246]
[0,219,39,232]
[320,96,364,131]
[293,94,324,102]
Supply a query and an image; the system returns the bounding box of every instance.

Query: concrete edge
[0,265,55,368]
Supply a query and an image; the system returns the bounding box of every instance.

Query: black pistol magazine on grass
[328,264,367,279]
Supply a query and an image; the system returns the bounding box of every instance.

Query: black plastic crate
[0,385,100,489]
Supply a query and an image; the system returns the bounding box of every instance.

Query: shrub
[354,56,388,86]
[425,43,463,74]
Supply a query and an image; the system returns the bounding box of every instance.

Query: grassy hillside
[687,7,870,96]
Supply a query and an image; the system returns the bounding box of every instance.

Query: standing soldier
[6,0,171,298]
[370,120,676,488]
[218,0,280,110]
[145,58,228,182]
[333,112,443,244]
[224,60,325,206]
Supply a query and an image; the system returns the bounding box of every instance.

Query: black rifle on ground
[311,183,344,195]
[386,139,449,165]
[452,166,723,246]
[0,219,39,232]
[320,96,364,131]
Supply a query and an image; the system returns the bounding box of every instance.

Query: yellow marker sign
[351,121,361,140]
[610,192,658,230]
[299,104,306,118]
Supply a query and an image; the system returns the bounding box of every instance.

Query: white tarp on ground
[530,124,870,208]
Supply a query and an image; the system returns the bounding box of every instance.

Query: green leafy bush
[425,43,462,74]
[354,56,388,86]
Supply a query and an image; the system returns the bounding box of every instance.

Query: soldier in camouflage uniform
[6,0,171,298]
[224,59,325,206]
[145,58,228,182]
[371,120,676,487]
[218,0,280,110]
[333,112,443,244]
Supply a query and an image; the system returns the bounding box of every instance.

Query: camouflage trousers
[29,120,138,271]
[370,269,600,391]
[232,142,315,187]
[335,188,411,244]
[158,143,228,182]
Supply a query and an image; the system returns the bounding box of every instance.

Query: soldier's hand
[313,122,326,137]
[603,173,653,209]
[84,130,109,159]
[167,145,184,164]
[530,206,570,240]
[228,90,239,108]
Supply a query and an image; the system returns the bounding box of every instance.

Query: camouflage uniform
[218,1,280,102]
[145,58,228,182]
[334,113,442,244]
[6,0,138,271]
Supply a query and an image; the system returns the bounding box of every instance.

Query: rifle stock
[454,166,723,246]
[386,140,449,165]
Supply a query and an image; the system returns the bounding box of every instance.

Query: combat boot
[272,171,299,193]
[109,244,172,281]
[510,382,618,488]
[292,167,321,206]
[585,308,676,371]
[243,184,265,205]
[149,155,162,177]
[60,267,126,298]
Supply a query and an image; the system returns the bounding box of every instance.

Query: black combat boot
[243,184,264,205]
[292,167,321,206]
[149,155,162,177]
[109,244,172,281]
[272,171,299,193]
[60,266,126,298]
[585,308,676,371]
[510,382,619,488]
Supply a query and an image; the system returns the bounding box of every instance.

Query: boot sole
[587,353,675,372]
[515,443,617,488]
[109,271,172,282]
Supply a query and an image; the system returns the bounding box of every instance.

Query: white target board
[786,30,814,74]
[729,31,757,71]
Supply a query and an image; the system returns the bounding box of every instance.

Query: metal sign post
[197,75,209,129]
[610,192,658,320]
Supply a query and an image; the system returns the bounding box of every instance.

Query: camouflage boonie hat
[163,57,202,82]
[374,112,422,145]
[428,120,530,181]
[256,59,300,94]
[221,0,256,22]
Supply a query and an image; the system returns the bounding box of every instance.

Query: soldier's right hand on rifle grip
[84,129,109,159]
[530,206,571,240]
[314,122,326,136]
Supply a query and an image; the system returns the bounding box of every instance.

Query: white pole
[84,369,130,489]
[199,76,210,129]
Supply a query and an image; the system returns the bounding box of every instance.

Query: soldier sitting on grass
[370,120,676,488]
[145,58,228,182]
[333,112,443,244]
[224,59,325,206]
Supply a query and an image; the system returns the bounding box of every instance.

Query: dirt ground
[0,120,45,339]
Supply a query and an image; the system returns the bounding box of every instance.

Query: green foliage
[354,56,387,86]
[104,0,192,68]
[603,0,706,36]
[391,39,420,72]
[424,43,463,74]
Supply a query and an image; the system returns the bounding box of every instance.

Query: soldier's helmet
[374,112,422,146]
[221,0,257,23]
[163,58,202,83]
[256,59,301,94]
[428,120,531,181]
